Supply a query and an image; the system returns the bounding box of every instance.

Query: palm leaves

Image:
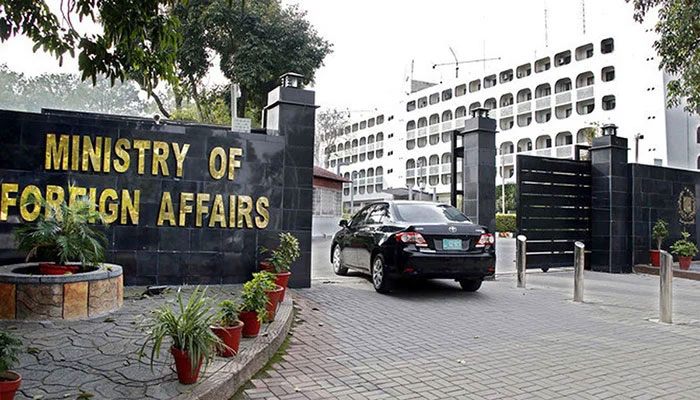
[12,184,108,269]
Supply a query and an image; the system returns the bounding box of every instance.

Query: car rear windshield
[393,204,471,223]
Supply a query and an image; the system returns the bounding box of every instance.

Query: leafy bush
[260,232,301,273]
[496,213,516,233]
[239,272,275,322]
[0,331,22,374]
[13,184,107,269]
[670,231,699,258]
[652,219,669,250]
[140,286,222,374]
[216,300,240,327]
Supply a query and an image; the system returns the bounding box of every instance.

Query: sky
[0,0,643,113]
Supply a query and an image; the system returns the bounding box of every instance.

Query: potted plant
[211,300,244,357]
[238,278,269,338]
[141,286,222,384]
[260,232,300,302]
[257,271,284,322]
[670,231,699,270]
[0,331,22,400]
[12,187,107,275]
[650,219,669,267]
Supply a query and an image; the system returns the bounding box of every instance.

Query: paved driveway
[238,244,700,399]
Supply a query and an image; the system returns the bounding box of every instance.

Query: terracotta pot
[273,272,291,303]
[650,250,661,267]
[39,263,80,275]
[260,261,273,271]
[211,321,244,357]
[263,285,284,322]
[0,371,21,400]
[170,345,203,385]
[679,256,692,270]
[239,311,261,338]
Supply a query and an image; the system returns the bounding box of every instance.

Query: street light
[634,133,644,163]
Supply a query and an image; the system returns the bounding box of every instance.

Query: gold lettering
[121,189,140,225]
[237,195,253,228]
[71,135,80,171]
[1,183,18,221]
[82,136,102,172]
[179,192,194,226]
[172,143,190,178]
[195,193,210,227]
[209,194,227,228]
[113,138,131,173]
[157,192,176,226]
[45,134,69,170]
[133,140,151,175]
[152,141,169,176]
[228,195,237,228]
[103,137,112,173]
[68,186,87,206]
[255,197,270,229]
[99,188,119,224]
[209,147,226,180]
[19,185,41,222]
[228,147,243,180]
[88,187,97,223]
[45,185,65,218]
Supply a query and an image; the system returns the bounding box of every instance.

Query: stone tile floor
[237,271,700,399]
[1,285,264,400]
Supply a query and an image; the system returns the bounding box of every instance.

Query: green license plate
[443,239,462,250]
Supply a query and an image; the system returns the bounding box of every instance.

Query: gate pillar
[458,108,497,233]
[590,125,631,273]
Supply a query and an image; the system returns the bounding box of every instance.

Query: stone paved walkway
[237,271,700,399]
[1,285,277,400]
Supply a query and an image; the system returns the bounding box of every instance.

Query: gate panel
[516,155,591,270]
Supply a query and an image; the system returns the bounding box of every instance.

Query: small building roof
[313,166,349,182]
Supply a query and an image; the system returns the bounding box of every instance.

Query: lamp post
[634,133,644,163]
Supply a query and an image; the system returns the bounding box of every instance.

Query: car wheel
[459,279,482,292]
[371,254,392,293]
[332,245,348,276]
[541,267,549,273]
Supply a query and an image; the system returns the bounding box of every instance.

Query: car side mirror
[339,219,348,228]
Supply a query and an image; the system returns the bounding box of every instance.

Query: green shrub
[670,231,699,258]
[496,213,516,233]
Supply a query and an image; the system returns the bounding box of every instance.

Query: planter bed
[0,262,123,320]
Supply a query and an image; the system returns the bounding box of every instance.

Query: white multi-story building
[321,29,700,211]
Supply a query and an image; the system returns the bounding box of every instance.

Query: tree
[0,64,149,115]
[315,108,349,166]
[0,0,182,94]
[495,183,516,213]
[626,0,700,113]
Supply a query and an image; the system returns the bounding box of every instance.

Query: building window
[601,38,614,54]
[499,69,513,83]
[484,74,497,88]
[360,120,367,129]
[469,79,481,93]
[535,57,551,73]
[388,133,393,139]
[377,115,384,124]
[442,89,452,101]
[418,97,428,108]
[516,63,531,78]
[388,151,393,156]
[484,98,497,110]
[352,123,358,132]
[500,117,514,131]
[555,50,571,67]
[500,93,514,107]
[575,43,594,60]
[576,72,594,88]
[429,93,440,105]
[697,127,700,143]
[429,134,439,145]
[577,99,595,115]
[407,140,415,150]
[469,102,481,113]
[429,113,440,125]
[602,66,615,82]
[602,95,616,110]
[517,89,532,103]
[387,169,393,174]
[368,118,375,128]
[517,113,532,127]
[455,84,467,97]
[555,78,572,93]
[455,106,467,118]
[417,137,427,148]
[535,84,551,98]
[556,104,572,119]
[442,132,451,143]
[407,101,416,112]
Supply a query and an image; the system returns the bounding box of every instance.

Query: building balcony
[500,106,513,117]
[516,101,531,114]
[359,145,366,153]
[429,124,440,134]
[498,144,578,166]
[407,129,416,140]
[429,165,440,175]
[535,96,551,110]
[441,164,451,173]
[367,176,374,185]
[555,91,572,105]
[359,178,366,186]
[406,169,415,178]
[367,144,375,152]
[375,176,383,184]
[576,86,594,100]
[442,121,453,132]
[417,127,427,138]
[454,118,466,129]
[375,141,383,149]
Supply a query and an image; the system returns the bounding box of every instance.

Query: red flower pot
[260,261,273,271]
[239,311,262,338]
[0,371,21,400]
[650,250,661,267]
[39,263,80,275]
[264,285,284,322]
[273,272,291,303]
[679,256,692,270]
[211,321,244,357]
[170,345,203,385]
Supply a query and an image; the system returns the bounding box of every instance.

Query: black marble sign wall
[0,85,315,288]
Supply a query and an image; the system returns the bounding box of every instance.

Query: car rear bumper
[389,248,495,280]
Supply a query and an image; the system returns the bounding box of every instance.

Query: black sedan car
[330,201,496,293]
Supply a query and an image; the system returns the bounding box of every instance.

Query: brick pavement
[237,271,700,399]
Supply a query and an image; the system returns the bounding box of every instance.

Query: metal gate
[516,155,591,270]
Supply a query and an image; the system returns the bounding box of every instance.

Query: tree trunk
[151,92,171,119]
[189,77,206,122]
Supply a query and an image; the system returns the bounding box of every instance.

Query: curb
[175,295,294,400]
[633,264,700,281]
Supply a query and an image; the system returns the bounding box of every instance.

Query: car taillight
[396,232,428,247]
[476,233,495,247]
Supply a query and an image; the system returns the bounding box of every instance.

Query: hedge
[496,213,516,233]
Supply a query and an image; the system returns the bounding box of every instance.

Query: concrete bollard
[573,241,585,302]
[659,250,672,324]
[516,235,527,288]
